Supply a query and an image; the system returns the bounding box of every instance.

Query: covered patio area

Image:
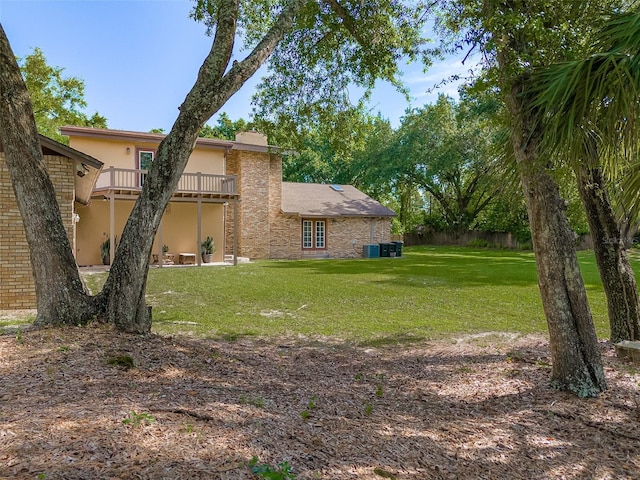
[77,167,241,267]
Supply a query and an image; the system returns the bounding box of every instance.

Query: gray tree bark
[0,24,99,326]
[0,0,306,333]
[501,77,606,396]
[96,0,307,332]
[483,0,607,396]
[576,163,640,343]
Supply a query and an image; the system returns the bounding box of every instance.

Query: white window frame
[302,219,326,250]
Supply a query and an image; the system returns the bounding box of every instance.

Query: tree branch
[323,0,368,48]
[205,0,239,80]
[186,0,309,123]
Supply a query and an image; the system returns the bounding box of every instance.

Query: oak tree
[0,0,428,332]
[19,47,106,143]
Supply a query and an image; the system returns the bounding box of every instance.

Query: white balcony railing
[94,167,238,196]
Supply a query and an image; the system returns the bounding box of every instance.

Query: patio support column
[158,221,163,269]
[223,202,227,262]
[109,192,115,266]
[197,172,202,266]
[233,200,238,266]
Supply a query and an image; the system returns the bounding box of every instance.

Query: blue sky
[0,0,469,133]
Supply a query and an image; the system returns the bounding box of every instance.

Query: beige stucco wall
[76,199,225,266]
[0,153,75,309]
[154,202,225,263]
[69,133,228,266]
[67,136,226,174]
[75,199,134,266]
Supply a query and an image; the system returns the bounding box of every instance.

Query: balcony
[93,167,238,200]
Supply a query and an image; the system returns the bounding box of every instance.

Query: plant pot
[202,253,213,263]
[102,256,110,266]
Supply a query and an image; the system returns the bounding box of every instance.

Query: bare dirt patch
[0,309,36,322]
[1,324,639,479]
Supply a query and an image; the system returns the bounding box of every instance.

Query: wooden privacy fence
[403,230,595,251]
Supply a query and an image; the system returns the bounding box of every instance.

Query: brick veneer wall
[267,154,283,258]
[225,149,281,259]
[225,146,393,260]
[269,216,392,259]
[224,153,239,256]
[0,153,75,309]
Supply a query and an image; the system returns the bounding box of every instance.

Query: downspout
[370,218,376,244]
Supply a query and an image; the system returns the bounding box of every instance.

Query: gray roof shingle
[281,182,396,218]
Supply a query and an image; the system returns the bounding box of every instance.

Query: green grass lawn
[80,245,618,343]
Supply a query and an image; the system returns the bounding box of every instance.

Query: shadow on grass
[263,246,542,288]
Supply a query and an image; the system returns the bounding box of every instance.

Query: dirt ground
[1,323,639,480]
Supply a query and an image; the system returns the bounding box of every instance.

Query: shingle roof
[59,126,281,153]
[281,182,396,218]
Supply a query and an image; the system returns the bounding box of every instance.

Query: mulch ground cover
[1,324,639,479]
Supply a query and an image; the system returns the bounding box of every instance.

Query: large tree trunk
[1,0,305,333]
[575,163,640,343]
[501,78,606,396]
[97,115,206,333]
[97,0,307,333]
[519,163,606,396]
[487,0,607,396]
[0,24,99,326]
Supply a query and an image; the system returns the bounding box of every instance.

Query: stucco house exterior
[61,126,395,264]
[61,126,241,266]
[0,126,394,308]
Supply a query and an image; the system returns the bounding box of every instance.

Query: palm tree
[532,8,640,343]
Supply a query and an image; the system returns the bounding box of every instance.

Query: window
[136,148,155,186]
[303,220,313,248]
[315,221,325,248]
[302,219,326,250]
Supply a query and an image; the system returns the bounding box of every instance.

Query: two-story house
[1,126,395,309]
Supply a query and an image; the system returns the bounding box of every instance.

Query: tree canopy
[0,0,433,332]
[19,47,106,143]
[390,93,502,233]
[201,112,255,140]
[238,0,429,126]
[532,8,640,166]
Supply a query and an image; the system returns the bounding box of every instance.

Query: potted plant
[201,236,215,263]
[100,235,117,265]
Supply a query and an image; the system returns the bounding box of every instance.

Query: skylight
[330,184,343,192]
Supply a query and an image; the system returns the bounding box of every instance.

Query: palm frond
[532,8,640,172]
